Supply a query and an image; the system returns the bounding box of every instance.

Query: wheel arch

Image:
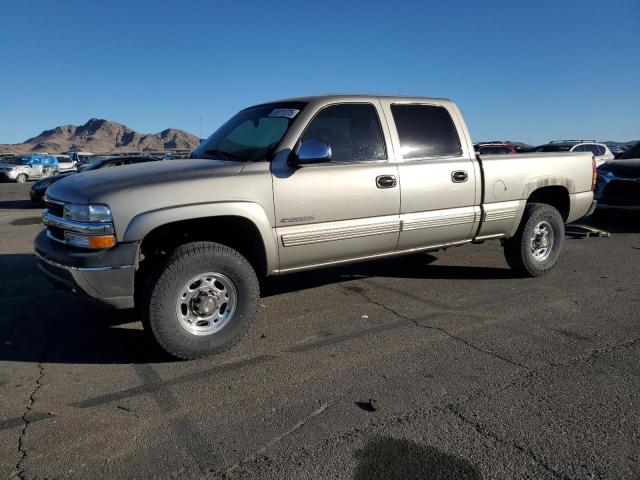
[127,202,278,277]
[526,185,571,222]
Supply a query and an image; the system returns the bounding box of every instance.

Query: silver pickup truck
[35,95,596,359]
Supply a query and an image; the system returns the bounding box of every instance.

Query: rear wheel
[147,241,259,359]
[503,203,564,277]
[16,173,27,183]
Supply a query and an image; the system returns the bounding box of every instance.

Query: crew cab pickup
[35,95,596,359]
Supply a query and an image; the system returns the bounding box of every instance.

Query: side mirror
[293,140,332,166]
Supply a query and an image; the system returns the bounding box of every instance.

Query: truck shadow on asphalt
[0,253,171,364]
[353,436,482,480]
[261,253,516,298]
[0,199,39,210]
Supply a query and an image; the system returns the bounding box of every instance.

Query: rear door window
[391,104,461,159]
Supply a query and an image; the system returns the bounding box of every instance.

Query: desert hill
[0,118,200,155]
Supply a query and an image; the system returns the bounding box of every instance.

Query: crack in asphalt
[228,402,331,475]
[439,404,572,480]
[589,335,640,357]
[13,361,45,480]
[338,283,531,372]
[545,335,640,372]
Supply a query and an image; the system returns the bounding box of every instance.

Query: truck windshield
[192,102,307,162]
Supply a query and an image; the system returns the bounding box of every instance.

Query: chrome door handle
[376,175,397,189]
[451,170,468,183]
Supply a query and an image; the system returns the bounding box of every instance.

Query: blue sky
[0,0,638,145]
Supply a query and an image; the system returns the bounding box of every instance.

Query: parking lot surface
[1,181,639,479]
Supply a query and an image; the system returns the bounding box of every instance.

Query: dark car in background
[614,141,639,160]
[594,142,640,215]
[477,143,517,155]
[29,155,160,203]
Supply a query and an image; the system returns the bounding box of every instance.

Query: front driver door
[272,102,400,272]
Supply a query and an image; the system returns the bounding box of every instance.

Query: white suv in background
[55,155,77,172]
[536,140,614,166]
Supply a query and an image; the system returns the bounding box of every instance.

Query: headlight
[63,204,112,223]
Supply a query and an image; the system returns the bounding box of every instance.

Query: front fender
[123,202,279,275]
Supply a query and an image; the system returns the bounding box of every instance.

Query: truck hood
[46,159,245,204]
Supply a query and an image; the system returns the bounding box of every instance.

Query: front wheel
[503,203,565,277]
[15,173,27,183]
[147,241,259,359]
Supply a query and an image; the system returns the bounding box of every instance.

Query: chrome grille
[45,199,64,218]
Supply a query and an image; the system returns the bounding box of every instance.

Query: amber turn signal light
[87,235,117,249]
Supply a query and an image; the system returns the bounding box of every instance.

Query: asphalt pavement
[1,181,639,479]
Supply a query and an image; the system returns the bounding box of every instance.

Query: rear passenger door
[379,101,479,250]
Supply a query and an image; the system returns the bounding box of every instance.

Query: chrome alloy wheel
[175,272,237,336]
[530,220,555,261]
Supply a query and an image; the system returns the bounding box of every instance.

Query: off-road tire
[503,203,565,277]
[148,241,259,359]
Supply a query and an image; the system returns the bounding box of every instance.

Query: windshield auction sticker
[268,108,300,119]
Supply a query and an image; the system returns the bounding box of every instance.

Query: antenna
[199,116,203,142]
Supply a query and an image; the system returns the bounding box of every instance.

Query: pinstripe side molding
[281,207,481,247]
[484,207,518,222]
[281,221,401,247]
[402,208,480,231]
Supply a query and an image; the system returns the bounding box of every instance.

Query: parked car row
[473,140,617,166]
[0,150,183,185]
[534,140,614,166]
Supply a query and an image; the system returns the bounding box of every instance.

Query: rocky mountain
[0,119,200,155]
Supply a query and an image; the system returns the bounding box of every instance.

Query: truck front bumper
[34,229,139,309]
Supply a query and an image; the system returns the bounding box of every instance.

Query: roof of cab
[255,93,453,106]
